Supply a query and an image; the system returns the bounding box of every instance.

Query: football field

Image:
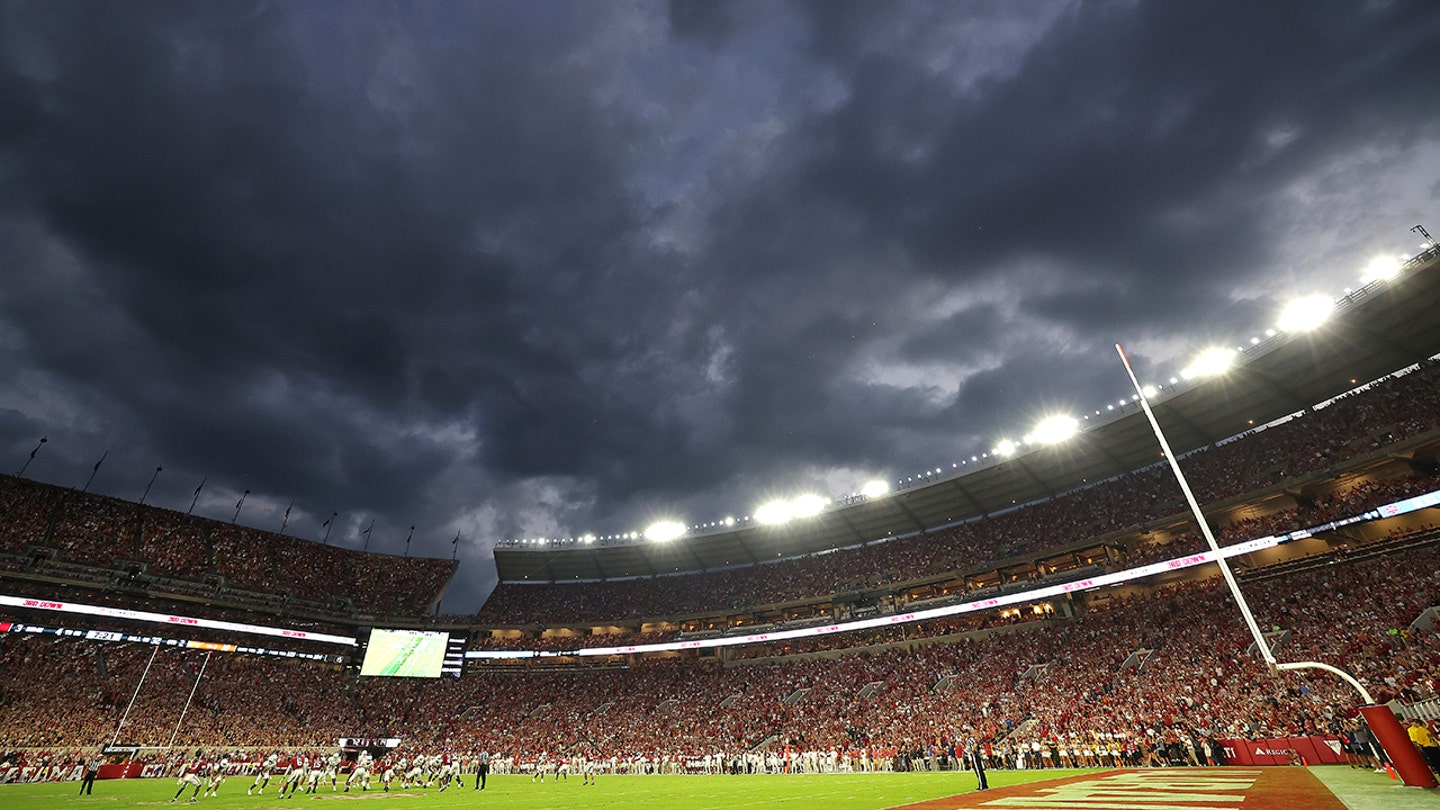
[2,770,1068,810]
[5,767,1424,810]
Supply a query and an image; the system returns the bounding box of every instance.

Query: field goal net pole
[111,644,160,747]
[166,651,212,750]
[1116,344,1439,787]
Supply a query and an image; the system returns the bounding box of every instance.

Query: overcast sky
[2,1,1439,612]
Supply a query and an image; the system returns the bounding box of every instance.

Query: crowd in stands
[478,365,1440,625]
[0,534,1435,769]
[1,365,1438,771]
[0,475,455,616]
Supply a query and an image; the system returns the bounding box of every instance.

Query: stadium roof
[495,245,1440,583]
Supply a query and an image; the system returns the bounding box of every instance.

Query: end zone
[893,767,1348,810]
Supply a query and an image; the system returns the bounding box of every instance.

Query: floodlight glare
[1181,347,1235,379]
[861,480,890,498]
[1025,414,1079,445]
[1360,255,1400,283]
[644,521,686,542]
[754,500,793,525]
[1276,294,1333,333]
[791,494,826,517]
[1141,384,1158,399]
[994,439,1017,456]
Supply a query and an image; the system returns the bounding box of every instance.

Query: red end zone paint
[892,767,1348,810]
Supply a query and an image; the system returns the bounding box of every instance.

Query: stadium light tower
[644,520,686,542]
[16,435,45,478]
[1275,294,1334,333]
[1180,347,1235,379]
[1027,415,1078,444]
[790,494,826,517]
[1413,223,1436,248]
[754,500,793,525]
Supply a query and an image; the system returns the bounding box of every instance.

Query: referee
[79,753,103,795]
[475,751,489,790]
[967,737,988,791]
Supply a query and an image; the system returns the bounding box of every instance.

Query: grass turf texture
[1309,765,1440,810]
[7,766,1424,810]
[5,770,1096,810]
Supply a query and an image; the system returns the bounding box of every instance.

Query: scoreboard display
[358,629,466,678]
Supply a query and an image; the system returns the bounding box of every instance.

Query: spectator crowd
[0,532,1435,769]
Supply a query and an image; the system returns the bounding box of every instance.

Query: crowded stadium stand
[1,240,1439,777]
[0,476,458,617]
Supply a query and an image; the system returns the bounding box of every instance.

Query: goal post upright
[1113,343,1274,664]
[1114,343,1437,788]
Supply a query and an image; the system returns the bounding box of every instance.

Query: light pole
[187,477,206,516]
[139,466,163,506]
[82,450,108,493]
[16,436,46,478]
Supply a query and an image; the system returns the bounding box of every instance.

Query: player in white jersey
[403,756,424,788]
[579,754,597,785]
[277,755,307,799]
[204,755,230,797]
[344,750,373,792]
[323,751,342,790]
[426,753,444,787]
[248,752,280,795]
[171,757,206,803]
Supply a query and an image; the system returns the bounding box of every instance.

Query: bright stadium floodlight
[994,439,1017,456]
[791,494,826,517]
[1181,347,1235,379]
[1141,384,1158,399]
[754,500,793,525]
[645,521,686,542]
[1024,414,1078,445]
[1276,294,1334,333]
[861,480,890,498]
[1360,255,1401,283]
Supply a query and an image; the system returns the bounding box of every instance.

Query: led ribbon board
[0,621,339,662]
[0,595,357,646]
[467,485,1440,660]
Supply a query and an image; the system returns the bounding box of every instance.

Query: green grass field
[10,767,1422,809]
[3,770,1096,810]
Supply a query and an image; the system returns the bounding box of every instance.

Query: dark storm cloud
[1,0,1438,609]
[791,0,1440,312]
